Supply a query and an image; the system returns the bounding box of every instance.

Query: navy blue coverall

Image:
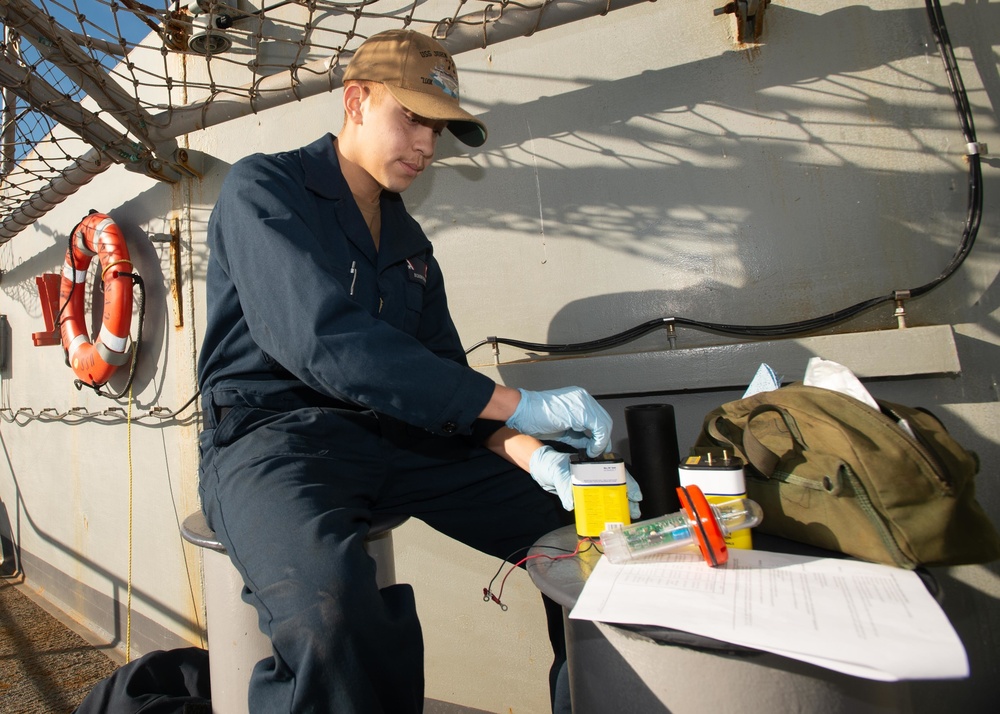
[197,134,570,712]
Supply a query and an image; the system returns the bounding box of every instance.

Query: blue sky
[4,1,157,159]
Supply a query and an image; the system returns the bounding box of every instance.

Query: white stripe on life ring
[62,263,88,283]
[99,324,129,353]
[74,231,97,256]
[94,218,114,239]
[67,333,88,361]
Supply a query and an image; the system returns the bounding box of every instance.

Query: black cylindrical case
[625,403,681,518]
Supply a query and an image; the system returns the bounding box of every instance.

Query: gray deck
[0,577,493,713]
[0,578,119,713]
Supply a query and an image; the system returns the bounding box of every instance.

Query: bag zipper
[750,462,916,568]
[800,386,953,493]
[877,403,953,490]
[841,462,917,569]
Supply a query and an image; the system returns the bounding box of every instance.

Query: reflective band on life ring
[58,212,134,387]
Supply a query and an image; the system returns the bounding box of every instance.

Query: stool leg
[365,531,396,590]
[203,547,266,714]
[201,530,400,714]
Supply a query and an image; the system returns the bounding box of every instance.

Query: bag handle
[742,404,808,478]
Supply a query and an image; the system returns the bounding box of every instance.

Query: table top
[526,524,851,609]
[526,524,755,651]
[525,524,938,651]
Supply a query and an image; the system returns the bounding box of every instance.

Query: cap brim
[385,84,487,148]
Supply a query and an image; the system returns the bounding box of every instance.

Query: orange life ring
[58,212,134,386]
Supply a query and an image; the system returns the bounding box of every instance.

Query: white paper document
[569,549,968,681]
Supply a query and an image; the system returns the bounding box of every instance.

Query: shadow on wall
[0,181,173,320]
[534,293,1000,493]
[77,155,232,401]
[0,153,233,401]
[416,1,997,337]
[3,3,998,399]
[0,427,203,646]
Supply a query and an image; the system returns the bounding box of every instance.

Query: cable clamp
[893,290,911,329]
[966,142,987,156]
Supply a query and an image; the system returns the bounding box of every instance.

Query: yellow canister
[677,453,753,549]
[571,453,631,537]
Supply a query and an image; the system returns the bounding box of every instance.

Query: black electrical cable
[54,216,88,341]
[910,0,982,299]
[467,0,983,358]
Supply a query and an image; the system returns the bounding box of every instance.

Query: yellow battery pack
[571,454,631,537]
[678,453,753,549]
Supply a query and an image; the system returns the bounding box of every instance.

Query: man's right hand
[505,386,612,458]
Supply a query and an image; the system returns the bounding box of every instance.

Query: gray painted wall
[1,2,997,711]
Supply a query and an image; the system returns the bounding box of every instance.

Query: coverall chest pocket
[401,257,428,335]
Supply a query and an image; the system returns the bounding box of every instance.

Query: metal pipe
[0,0,161,143]
[1,26,17,177]
[146,0,655,140]
[0,148,110,242]
[0,53,150,164]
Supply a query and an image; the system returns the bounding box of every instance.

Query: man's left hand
[529,446,644,519]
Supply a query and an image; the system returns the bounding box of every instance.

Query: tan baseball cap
[343,29,487,147]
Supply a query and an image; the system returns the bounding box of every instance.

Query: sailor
[197,29,641,712]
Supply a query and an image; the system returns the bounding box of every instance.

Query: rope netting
[0,0,653,241]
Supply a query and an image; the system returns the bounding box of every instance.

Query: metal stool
[181,511,407,714]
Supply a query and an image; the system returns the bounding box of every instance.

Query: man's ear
[343,84,365,125]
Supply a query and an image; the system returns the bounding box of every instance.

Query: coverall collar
[300,133,431,268]
[301,133,353,200]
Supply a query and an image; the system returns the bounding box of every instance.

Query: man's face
[353,89,448,193]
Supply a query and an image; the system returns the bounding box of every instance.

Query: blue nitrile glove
[626,473,643,520]
[529,446,645,519]
[507,386,612,458]
[528,445,575,511]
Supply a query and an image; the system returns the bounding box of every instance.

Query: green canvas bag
[694,383,1000,569]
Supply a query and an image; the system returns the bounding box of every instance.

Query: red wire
[487,538,600,608]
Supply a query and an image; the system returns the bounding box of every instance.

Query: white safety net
[0,0,656,240]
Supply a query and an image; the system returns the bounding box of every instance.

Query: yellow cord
[101,258,133,281]
[126,381,133,662]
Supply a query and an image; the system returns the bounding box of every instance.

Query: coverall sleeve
[413,252,506,444]
[209,156,496,436]
[413,252,467,364]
